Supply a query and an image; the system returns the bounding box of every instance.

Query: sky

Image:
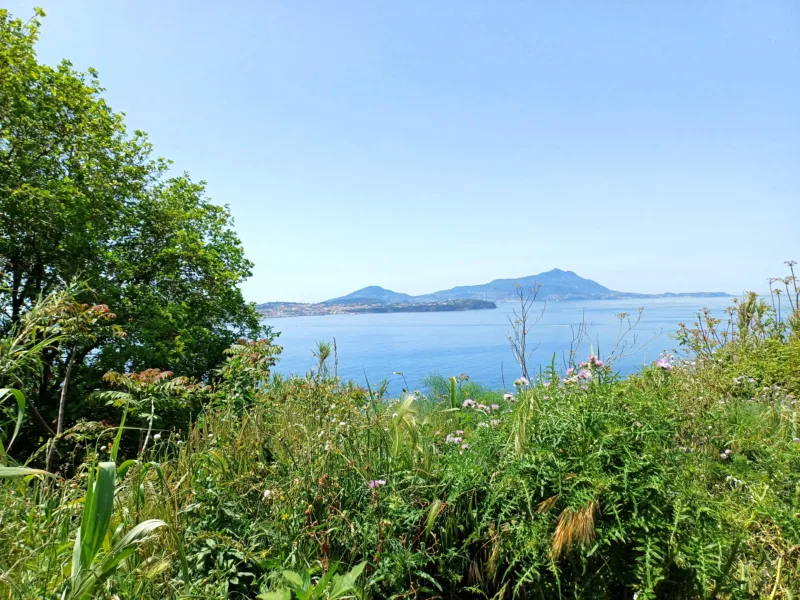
[8,1,799,302]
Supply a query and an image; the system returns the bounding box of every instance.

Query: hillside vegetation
[2,268,799,599]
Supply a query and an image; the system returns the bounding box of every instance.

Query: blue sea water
[265,297,734,395]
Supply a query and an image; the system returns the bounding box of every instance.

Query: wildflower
[461,443,470,450]
[281,513,289,520]
[208,434,214,439]
[514,377,529,386]
[490,419,500,427]
[153,433,161,441]
[491,404,500,411]
[577,369,592,380]
[589,356,605,368]
[263,489,273,500]
[368,479,386,489]
[478,422,489,428]
[503,393,515,401]
[579,361,588,368]
[339,421,346,427]
[655,358,672,371]
[566,368,575,376]
[462,399,476,408]
[445,434,463,444]
[456,430,463,435]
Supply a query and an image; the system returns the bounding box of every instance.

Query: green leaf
[110,402,128,462]
[282,570,304,589]
[0,465,53,477]
[78,462,116,573]
[330,561,366,599]
[0,388,26,451]
[257,590,291,600]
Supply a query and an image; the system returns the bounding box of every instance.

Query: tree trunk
[46,348,76,472]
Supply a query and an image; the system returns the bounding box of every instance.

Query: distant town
[256,299,497,318]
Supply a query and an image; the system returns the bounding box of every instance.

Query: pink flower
[462,399,476,408]
[368,479,386,489]
[456,430,463,435]
[503,393,515,401]
[655,358,673,371]
[566,368,575,376]
[579,361,588,368]
[514,377,529,386]
[491,404,500,411]
[461,443,470,450]
[577,369,592,380]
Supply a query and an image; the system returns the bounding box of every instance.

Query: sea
[264,297,735,395]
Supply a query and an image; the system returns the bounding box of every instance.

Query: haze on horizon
[10,0,798,303]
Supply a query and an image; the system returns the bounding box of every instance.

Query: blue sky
[9,1,799,302]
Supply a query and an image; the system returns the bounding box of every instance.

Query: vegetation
[0,8,265,459]
[1,264,798,598]
[2,8,800,600]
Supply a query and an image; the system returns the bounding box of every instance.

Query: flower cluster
[655,357,673,371]
[563,355,609,384]
[579,355,605,369]
[461,398,497,413]
[445,433,463,444]
[514,377,529,387]
[368,479,386,489]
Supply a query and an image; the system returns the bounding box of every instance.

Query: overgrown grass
[2,291,800,598]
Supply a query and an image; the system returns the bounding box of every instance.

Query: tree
[0,9,265,439]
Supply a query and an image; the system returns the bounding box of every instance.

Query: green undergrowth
[2,296,800,599]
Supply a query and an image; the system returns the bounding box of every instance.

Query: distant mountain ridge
[324,268,730,304]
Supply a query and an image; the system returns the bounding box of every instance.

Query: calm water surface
[265,297,733,394]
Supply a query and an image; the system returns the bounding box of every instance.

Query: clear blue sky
[9,1,799,302]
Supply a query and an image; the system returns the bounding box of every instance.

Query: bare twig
[507,284,545,380]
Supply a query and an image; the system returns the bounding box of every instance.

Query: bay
[265,296,735,394]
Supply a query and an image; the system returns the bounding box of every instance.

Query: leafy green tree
[0,9,265,438]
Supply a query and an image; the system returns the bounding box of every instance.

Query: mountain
[416,268,613,302]
[321,269,731,304]
[323,286,413,305]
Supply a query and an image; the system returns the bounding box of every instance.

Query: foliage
[0,8,265,449]
[1,265,799,598]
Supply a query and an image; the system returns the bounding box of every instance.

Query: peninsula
[256,299,496,318]
[257,268,730,318]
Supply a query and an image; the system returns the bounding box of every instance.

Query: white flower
[153,433,161,441]
[263,489,273,500]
